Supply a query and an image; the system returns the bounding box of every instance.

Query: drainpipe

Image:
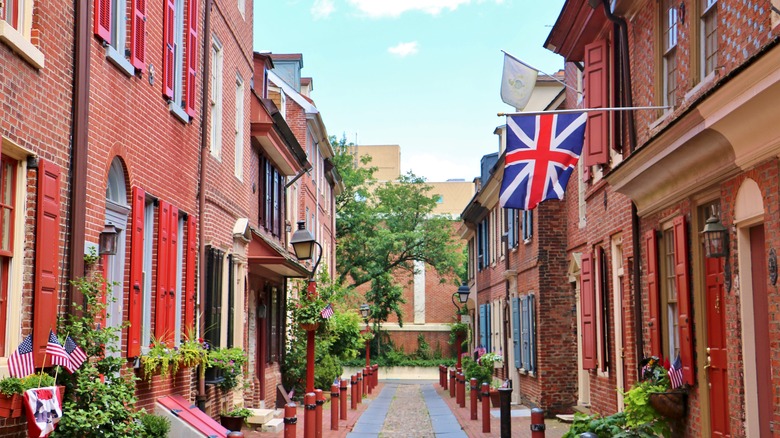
[502,234,510,380]
[599,0,643,372]
[196,0,213,410]
[68,0,91,310]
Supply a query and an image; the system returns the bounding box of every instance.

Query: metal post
[531,408,546,438]
[330,384,339,431]
[442,366,448,390]
[350,375,357,410]
[304,392,315,438]
[499,387,513,438]
[305,281,317,393]
[315,389,324,438]
[356,371,363,404]
[449,369,456,398]
[470,378,478,420]
[284,402,297,438]
[481,383,490,434]
[339,379,348,421]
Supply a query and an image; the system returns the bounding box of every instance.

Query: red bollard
[304,392,316,438]
[470,378,478,420]
[339,379,348,420]
[449,369,456,398]
[439,365,444,387]
[442,366,448,391]
[356,372,363,404]
[330,384,339,431]
[350,375,358,410]
[531,408,546,438]
[374,364,379,386]
[366,367,372,394]
[481,383,490,434]
[458,373,466,408]
[284,402,297,438]
[315,389,324,438]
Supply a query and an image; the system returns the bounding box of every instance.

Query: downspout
[196,0,213,410]
[600,0,643,373]
[68,0,91,310]
[502,234,510,381]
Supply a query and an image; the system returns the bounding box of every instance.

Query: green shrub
[0,377,24,396]
[462,357,493,386]
[414,334,432,360]
[140,412,170,438]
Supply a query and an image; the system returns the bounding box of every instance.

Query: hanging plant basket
[648,390,687,419]
[489,389,501,408]
[300,322,320,331]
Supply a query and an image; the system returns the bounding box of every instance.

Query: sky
[254,0,567,182]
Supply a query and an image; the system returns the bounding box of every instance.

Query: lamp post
[360,304,371,367]
[452,282,471,370]
[290,221,323,394]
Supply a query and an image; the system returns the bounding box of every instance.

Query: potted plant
[177,335,209,369]
[480,352,503,369]
[141,339,180,381]
[0,376,24,418]
[293,293,328,331]
[207,347,248,391]
[220,405,251,432]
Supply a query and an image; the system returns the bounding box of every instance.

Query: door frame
[610,235,625,410]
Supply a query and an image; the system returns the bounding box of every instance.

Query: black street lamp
[452,282,470,369]
[360,304,371,367]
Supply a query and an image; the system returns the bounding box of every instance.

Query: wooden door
[704,255,729,437]
[750,225,771,438]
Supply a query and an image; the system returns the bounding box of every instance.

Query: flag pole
[501,49,579,95]
[498,105,669,117]
[52,331,69,386]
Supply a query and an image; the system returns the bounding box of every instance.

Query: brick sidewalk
[243,383,385,438]
[433,384,569,438]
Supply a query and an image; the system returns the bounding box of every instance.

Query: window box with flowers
[140,339,180,381]
[0,377,24,418]
[206,347,248,391]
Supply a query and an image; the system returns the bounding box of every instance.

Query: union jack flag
[499,112,587,210]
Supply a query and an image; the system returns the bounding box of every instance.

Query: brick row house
[463,0,780,436]
[2,0,338,432]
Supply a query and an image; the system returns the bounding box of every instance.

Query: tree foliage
[330,135,466,326]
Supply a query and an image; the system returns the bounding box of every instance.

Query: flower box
[0,393,21,418]
[648,390,687,419]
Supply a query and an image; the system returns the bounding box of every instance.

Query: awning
[248,228,311,278]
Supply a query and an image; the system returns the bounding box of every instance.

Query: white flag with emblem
[500,54,538,110]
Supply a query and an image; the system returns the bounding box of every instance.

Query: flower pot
[489,389,500,408]
[648,390,687,419]
[300,322,320,331]
[220,415,245,432]
[0,393,19,418]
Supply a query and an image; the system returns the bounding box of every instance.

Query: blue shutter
[507,209,515,248]
[521,296,530,370]
[512,297,521,368]
[486,303,492,352]
[479,304,486,348]
[529,294,536,373]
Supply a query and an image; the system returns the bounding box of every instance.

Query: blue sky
[254,0,566,182]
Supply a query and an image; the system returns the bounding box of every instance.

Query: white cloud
[388,41,419,57]
[348,0,471,17]
[311,0,335,19]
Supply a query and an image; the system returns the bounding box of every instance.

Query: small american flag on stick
[320,303,334,319]
[64,336,87,373]
[46,330,70,368]
[668,355,684,389]
[9,334,34,378]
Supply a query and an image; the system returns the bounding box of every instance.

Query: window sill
[0,20,44,69]
[169,101,191,124]
[683,71,717,102]
[105,45,135,77]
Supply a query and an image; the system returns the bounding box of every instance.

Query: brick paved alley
[245,380,569,437]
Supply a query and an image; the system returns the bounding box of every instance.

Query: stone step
[261,418,284,433]
[246,408,275,425]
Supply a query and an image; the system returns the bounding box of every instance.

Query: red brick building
[547,0,780,435]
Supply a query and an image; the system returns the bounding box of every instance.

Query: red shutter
[34,160,61,366]
[130,0,147,72]
[162,0,176,99]
[94,0,111,42]
[645,229,661,357]
[581,251,596,370]
[673,215,695,385]
[184,215,196,333]
[184,0,198,117]
[583,39,609,166]
[155,200,171,344]
[127,187,146,358]
[167,206,179,345]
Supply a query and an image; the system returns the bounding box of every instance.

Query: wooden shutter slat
[581,251,596,369]
[130,0,147,71]
[673,216,695,385]
[167,205,179,346]
[529,295,536,372]
[185,0,198,117]
[94,0,111,42]
[127,187,145,357]
[512,297,520,369]
[645,229,661,357]
[583,39,609,166]
[33,160,61,366]
[155,200,170,343]
[479,305,486,349]
[521,296,530,370]
[162,0,176,99]
[184,215,196,333]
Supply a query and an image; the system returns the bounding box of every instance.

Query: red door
[704,255,729,437]
[750,225,771,438]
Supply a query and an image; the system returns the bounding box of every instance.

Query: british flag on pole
[499,112,587,210]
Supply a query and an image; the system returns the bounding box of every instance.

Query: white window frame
[141,201,154,354]
[168,0,188,120]
[210,37,223,159]
[700,0,718,79]
[662,0,678,109]
[662,225,680,361]
[0,0,44,69]
[174,216,184,346]
[105,0,134,76]
[234,74,244,180]
[237,0,245,18]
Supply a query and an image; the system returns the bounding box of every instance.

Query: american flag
[668,355,684,389]
[64,336,87,373]
[8,334,34,378]
[320,303,334,319]
[499,112,587,210]
[46,330,70,368]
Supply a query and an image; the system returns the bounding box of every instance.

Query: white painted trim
[611,235,625,410]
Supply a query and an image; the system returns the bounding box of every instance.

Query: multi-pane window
[204,246,224,348]
[662,0,678,108]
[0,0,22,30]
[259,156,284,237]
[210,38,223,157]
[0,156,17,355]
[506,208,518,249]
[598,247,610,372]
[662,227,680,360]
[477,218,489,270]
[701,0,718,77]
[512,294,536,372]
[234,75,244,180]
[521,210,533,241]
